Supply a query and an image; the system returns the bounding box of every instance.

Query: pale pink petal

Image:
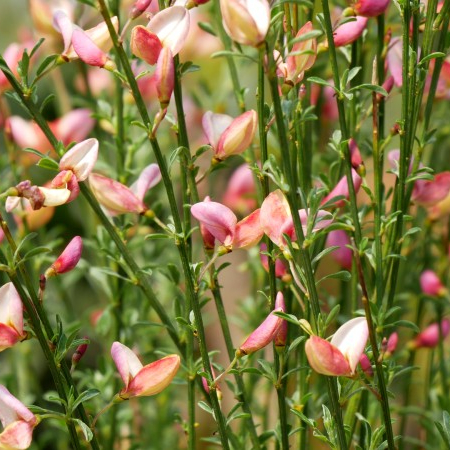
[330,317,368,373]
[202,112,233,150]
[412,172,450,206]
[53,10,73,54]
[54,109,95,145]
[7,116,50,152]
[233,209,263,248]
[260,190,291,247]
[420,270,445,296]
[130,164,162,202]
[111,342,143,388]
[147,6,190,56]
[59,138,98,181]
[326,230,352,270]
[191,201,237,246]
[5,197,21,213]
[321,169,362,207]
[0,386,35,426]
[222,163,257,215]
[333,16,368,47]
[0,283,23,338]
[0,419,35,449]
[72,27,108,67]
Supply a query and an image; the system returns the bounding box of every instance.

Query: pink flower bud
[332,16,368,47]
[220,0,270,47]
[214,110,257,161]
[130,26,163,65]
[412,319,450,349]
[386,332,398,355]
[201,365,222,399]
[0,283,26,352]
[0,385,37,449]
[155,47,174,107]
[72,339,89,366]
[222,164,257,216]
[349,138,365,175]
[420,270,446,296]
[285,21,317,85]
[130,0,152,19]
[45,236,83,278]
[321,169,362,208]
[72,28,115,70]
[89,174,147,215]
[353,0,390,17]
[359,353,373,377]
[237,302,285,356]
[111,342,180,399]
[305,317,369,377]
[326,230,353,270]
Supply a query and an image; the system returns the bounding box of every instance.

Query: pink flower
[412,172,450,206]
[191,201,263,250]
[131,6,190,63]
[202,111,258,162]
[326,230,353,270]
[129,0,152,19]
[219,0,270,46]
[89,164,161,215]
[45,236,83,278]
[321,169,362,208]
[332,16,368,47]
[237,293,286,356]
[412,319,450,349]
[285,22,317,85]
[305,317,369,376]
[353,0,390,17]
[0,283,26,353]
[111,342,180,399]
[222,164,257,215]
[349,138,365,175]
[0,385,37,450]
[154,47,175,107]
[260,190,333,248]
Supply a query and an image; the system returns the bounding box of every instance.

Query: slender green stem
[266,50,347,450]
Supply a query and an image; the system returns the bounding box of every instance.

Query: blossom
[332,16,368,47]
[219,0,270,47]
[0,283,26,353]
[353,0,390,17]
[202,110,258,162]
[89,164,161,215]
[420,270,446,297]
[45,236,83,278]
[260,189,333,248]
[190,201,263,250]
[305,317,369,376]
[0,385,37,449]
[411,319,450,349]
[325,230,353,270]
[111,342,180,399]
[237,292,286,356]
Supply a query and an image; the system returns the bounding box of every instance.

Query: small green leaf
[72,419,93,442]
[197,21,217,36]
[37,157,59,170]
[71,389,100,412]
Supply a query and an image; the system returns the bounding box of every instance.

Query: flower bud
[237,302,285,356]
[130,0,152,19]
[155,47,174,107]
[359,353,373,377]
[332,16,368,47]
[274,292,288,348]
[214,110,257,161]
[412,319,450,349]
[45,236,83,278]
[219,0,270,47]
[349,138,365,176]
[353,0,390,17]
[321,169,362,208]
[71,339,89,366]
[420,270,446,297]
[111,342,180,399]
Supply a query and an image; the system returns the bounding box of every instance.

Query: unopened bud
[130,0,152,19]
[72,339,89,366]
[45,236,83,278]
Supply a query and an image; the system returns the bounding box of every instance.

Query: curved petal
[0,419,35,449]
[260,190,291,247]
[54,109,95,146]
[233,209,263,248]
[202,111,233,150]
[72,27,108,67]
[130,164,162,202]
[124,354,181,398]
[0,283,23,337]
[305,335,351,376]
[0,325,21,352]
[111,342,144,389]
[0,386,35,426]
[130,25,163,65]
[330,317,368,373]
[191,201,237,246]
[39,187,71,207]
[59,138,98,181]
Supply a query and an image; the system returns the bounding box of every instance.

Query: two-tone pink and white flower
[202,110,258,162]
[0,386,37,449]
[111,342,180,399]
[305,317,369,376]
[260,189,333,249]
[191,200,263,251]
[0,283,26,353]
[89,164,162,215]
[131,6,190,65]
[219,0,270,47]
